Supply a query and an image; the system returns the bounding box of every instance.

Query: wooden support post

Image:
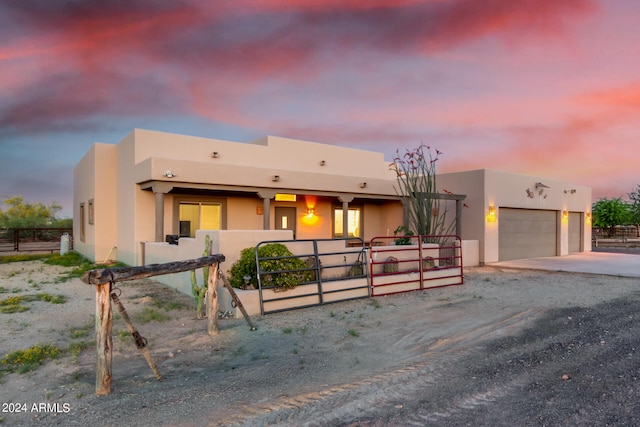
[111,292,162,381]
[95,282,113,395]
[219,272,257,331]
[207,263,219,336]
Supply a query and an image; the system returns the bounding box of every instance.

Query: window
[79,203,86,242]
[88,199,94,225]
[179,202,222,237]
[333,206,362,238]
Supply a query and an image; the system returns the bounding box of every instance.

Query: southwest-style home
[73,129,592,268]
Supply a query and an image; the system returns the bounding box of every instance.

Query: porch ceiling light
[163,170,176,178]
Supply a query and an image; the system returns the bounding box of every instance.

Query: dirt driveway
[1,259,639,426]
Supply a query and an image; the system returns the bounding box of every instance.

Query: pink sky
[1,0,639,216]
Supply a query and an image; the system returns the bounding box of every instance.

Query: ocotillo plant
[190,234,211,319]
[389,145,456,243]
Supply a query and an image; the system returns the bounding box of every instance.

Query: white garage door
[568,212,582,254]
[499,208,557,261]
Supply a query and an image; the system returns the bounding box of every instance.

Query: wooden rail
[81,254,225,395]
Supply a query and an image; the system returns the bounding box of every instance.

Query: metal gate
[368,235,463,297]
[256,238,370,315]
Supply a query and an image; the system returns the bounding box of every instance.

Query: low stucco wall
[462,240,480,267]
[144,229,292,310]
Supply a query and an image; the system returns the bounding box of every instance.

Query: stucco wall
[73,143,118,262]
[145,229,293,309]
[438,169,592,264]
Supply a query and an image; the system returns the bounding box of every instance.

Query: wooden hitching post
[219,271,257,331]
[207,263,219,336]
[95,282,113,395]
[111,292,162,381]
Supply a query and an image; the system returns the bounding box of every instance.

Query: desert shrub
[393,225,414,245]
[0,254,52,264]
[44,251,88,267]
[45,251,127,282]
[228,243,313,289]
[1,343,60,373]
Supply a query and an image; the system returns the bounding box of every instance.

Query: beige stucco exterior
[437,169,592,263]
[73,129,592,267]
[74,129,405,266]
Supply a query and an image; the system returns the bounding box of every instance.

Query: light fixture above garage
[487,205,497,223]
[163,170,176,178]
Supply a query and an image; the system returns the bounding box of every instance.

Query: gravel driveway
[1,250,639,426]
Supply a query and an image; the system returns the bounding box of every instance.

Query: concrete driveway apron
[492,251,640,278]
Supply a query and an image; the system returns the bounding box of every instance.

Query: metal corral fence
[254,236,464,314]
[0,228,73,253]
[592,226,639,241]
[368,235,463,297]
[256,238,369,315]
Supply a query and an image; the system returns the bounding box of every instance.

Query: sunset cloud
[0,0,637,213]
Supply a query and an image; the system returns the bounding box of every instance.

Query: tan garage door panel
[499,208,557,261]
[568,212,582,253]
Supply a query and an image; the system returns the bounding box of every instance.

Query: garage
[499,208,557,261]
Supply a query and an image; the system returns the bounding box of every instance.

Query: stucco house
[73,129,592,268]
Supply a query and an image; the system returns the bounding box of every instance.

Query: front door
[275,207,297,238]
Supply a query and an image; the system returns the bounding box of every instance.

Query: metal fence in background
[0,228,73,253]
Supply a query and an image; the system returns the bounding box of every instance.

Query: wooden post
[207,263,219,336]
[111,292,162,381]
[95,282,113,395]
[219,271,257,331]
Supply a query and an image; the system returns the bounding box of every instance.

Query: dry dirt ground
[0,259,639,426]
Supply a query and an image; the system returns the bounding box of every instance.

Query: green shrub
[45,251,88,267]
[1,343,60,373]
[0,254,52,264]
[228,243,313,290]
[45,251,127,282]
[393,225,414,245]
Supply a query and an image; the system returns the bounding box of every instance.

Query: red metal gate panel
[368,235,463,297]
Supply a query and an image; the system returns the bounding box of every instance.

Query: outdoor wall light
[272,175,280,182]
[306,208,315,217]
[320,160,326,166]
[487,205,497,223]
[163,170,176,178]
[212,151,219,158]
[586,212,592,222]
[359,182,367,188]
[562,210,569,219]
